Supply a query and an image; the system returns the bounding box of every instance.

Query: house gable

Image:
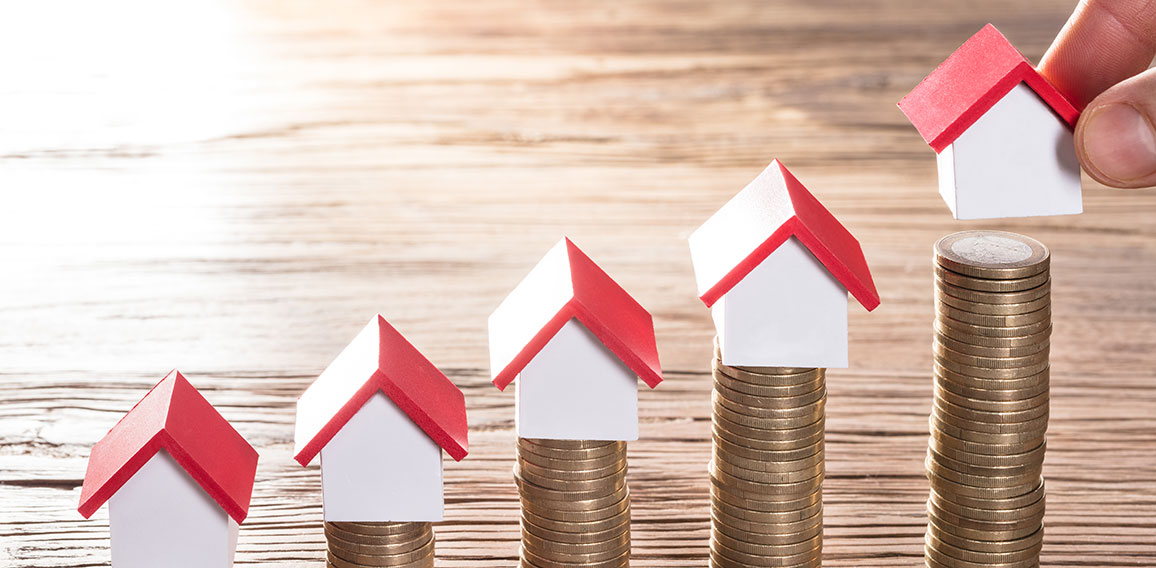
[715,237,849,368]
[516,318,639,441]
[109,450,238,568]
[320,391,444,521]
[943,82,1082,220]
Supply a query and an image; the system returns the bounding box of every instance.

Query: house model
[489,237,662,441]
[898,24,1082,220]
[78,370,258,568]
[294,314,468,522]
[688,160,880,368]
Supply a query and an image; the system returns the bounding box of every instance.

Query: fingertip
[1077,101,1156,188]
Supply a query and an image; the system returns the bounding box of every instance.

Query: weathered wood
[2,0,1155,566]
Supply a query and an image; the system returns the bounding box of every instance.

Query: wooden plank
[2,0,1155,566]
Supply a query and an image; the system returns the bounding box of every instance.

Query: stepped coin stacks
[324,522,435,568]
[710,341,825,568]
[927,230,1050,568]
[516,439,631,567]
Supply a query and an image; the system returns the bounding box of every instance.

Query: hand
[1040,0,1156,188]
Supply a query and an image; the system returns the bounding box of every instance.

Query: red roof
[688,160,880,311]
[898,24,1079,152]
[294,315,469,466]
[78,371,258,524]
[488,238,662,391]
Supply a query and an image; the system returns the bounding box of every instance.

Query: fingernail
[1082,103,1156,182]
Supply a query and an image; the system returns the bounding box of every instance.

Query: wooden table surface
[4,1,1155,566]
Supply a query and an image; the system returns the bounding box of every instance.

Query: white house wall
[714,237,849,368]
[320,391,444,522]
[940,81,1083,220]
[516,318,639,441]
[108,450,236,568]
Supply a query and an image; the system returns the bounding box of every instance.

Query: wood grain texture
[2,0,1155,566]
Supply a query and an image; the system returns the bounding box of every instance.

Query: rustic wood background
[3,0,1154,566]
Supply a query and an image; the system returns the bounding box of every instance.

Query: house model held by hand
[899,24,1083,220]
[688,160,880,368]
[489,237,662,441]
[294,315,469,522]
[78,370,259,568]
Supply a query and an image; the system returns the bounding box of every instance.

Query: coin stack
[515,438,631,568]
[709,341,825,568]
[323,521,435,568]
[928,230,1051,568]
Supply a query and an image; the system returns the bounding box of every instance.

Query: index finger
[1039,0,1156,109]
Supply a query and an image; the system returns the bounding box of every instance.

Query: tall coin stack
[515,438,631,568]
[323,521,435,568]
[928,230,1051,568]
[709,340,826,568]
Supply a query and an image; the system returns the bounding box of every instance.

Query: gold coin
[713,413,825,447]
[935,312,1052,340]
[712,453,825,484]
[935,279,1050,305]
[517,455,626,481]
[517,482,629,515]
[713,399,826,431]
[522,527,630,558]
[933,364,1049,391]
[711,506,822,539]
[930,426,1046,457]
[714,359,824,387]
[933,331,1049,359]
[327,522,430,538]
[935,265,1050,293]
[927,498,1042,534]
[327,534,435,567]
[518,439,625,461]
[515,466,625,499]
[934,231,1049,280]
[934,374,1049,403]
[926,454,1042,488]
[927,447,1042,479]
[714,379,827,409]
[710,461,824,498]
[933,357,1050,380]
[710,535,821,567]
[927,520,1043,554]
[522,513,629,543]
[520,542,630,567]
[926,531,1041,565]
[933,341,1050,370]
[522,438,620,450]
[935,302,1051,329]
[926,512,1041,550]
[714,433,823,463]
[932,479,1044,512]
[709,548,822,568]
[323,525,430,547]
[929,488,1045,523]
[521,503,630,533]
[933,397,1049,426]
[929,414,1046,448]
[925,533,1040,568]
[713,368,825,397]
[935,384,1049,413]
[713,527,821,557]
[931,403,1049,435]
[711,491,822,524]
[713,388,827,419]
[711,482,822,516]
[326,528,431,556]
[929,435,1045,467]
[933,320,1052,350]
[518,448,627,473]
[935,289,1050,316]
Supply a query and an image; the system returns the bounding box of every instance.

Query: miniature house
[898,24,1083,220]
[294,315,469,522]
[489,237,662,441]
[78,370,259,568]
[688,160,880,368]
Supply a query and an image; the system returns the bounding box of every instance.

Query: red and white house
[899,24,1082,220]
[489,237,662,441]
[294,315,468,522]
[78,370,258,568]
[689,160,880,368]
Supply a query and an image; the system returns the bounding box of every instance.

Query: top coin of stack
[515,438,631,568]
[928,230,1051,568]
[709,340,825,568]
[324,521,435,568]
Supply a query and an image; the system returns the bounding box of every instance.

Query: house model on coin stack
[688,160,880,368]
[294,314,469,521]
[489,237,662,440]
[898,24,1083,220]
[78,370,259,568]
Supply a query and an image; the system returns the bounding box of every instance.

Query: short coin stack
[323,521,435,568]
[709,341,825,568]
[515,438,631,568]
[928,230,1051,568]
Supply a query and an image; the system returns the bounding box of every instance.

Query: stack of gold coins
[515,438,631,568]
[323,521,435,568]
[928,230,1051,568]
[709,340,825,568]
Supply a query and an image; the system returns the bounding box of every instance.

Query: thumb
[1077,68,1156,188]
